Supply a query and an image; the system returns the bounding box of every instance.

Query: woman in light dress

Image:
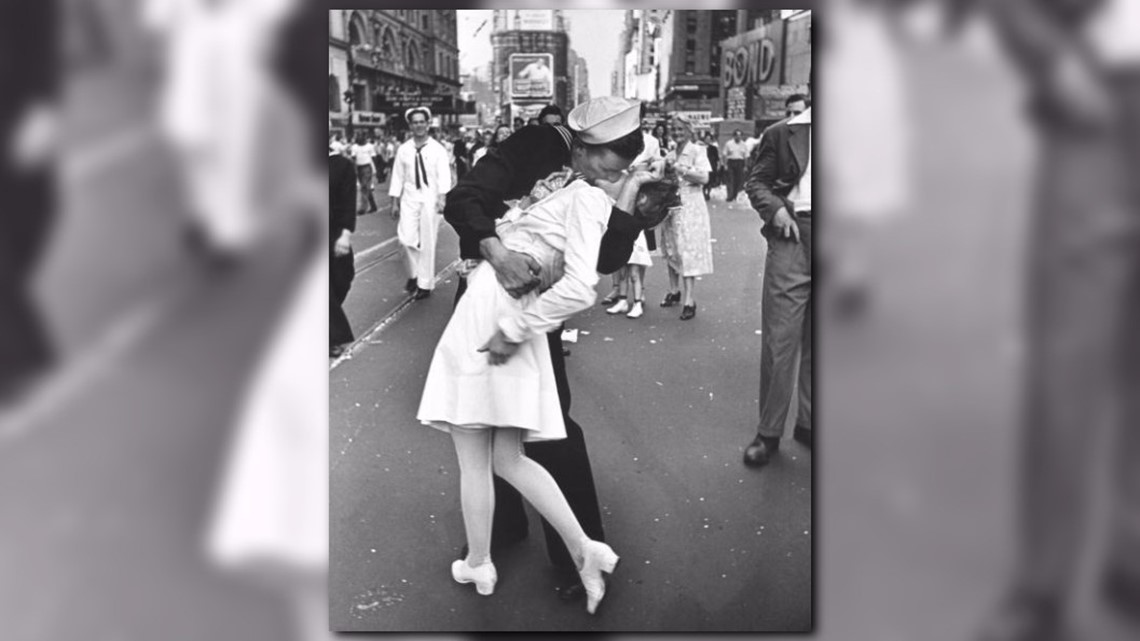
[417,125,670,614]
[659,116,714,320]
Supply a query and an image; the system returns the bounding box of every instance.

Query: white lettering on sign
[722,39,777,89]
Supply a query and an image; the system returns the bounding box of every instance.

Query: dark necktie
[415,146,428,189]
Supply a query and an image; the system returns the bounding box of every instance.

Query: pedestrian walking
[349,134,378,214]
[741,107,813,467]
[659,115,714,320]
[389,107,452,300]
[723,129,749,203]
[443,96,659,602]
[329,143,356,357]
[702,130,721,201]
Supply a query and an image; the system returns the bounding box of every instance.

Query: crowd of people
[328,91,814,616]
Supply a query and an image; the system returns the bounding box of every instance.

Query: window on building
[686,38,695,53]
[329,75,341,112]
[348,19,362,45]
[685,59,695,74]
[353,83,367,110]
[422,13,429,30]
[381,30,395,60]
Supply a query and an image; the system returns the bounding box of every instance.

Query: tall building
[568,49,590,109]
[328,10,464,137]
[657,10,740,129]
[490,9,569,123]
[617,9,668,104]
[718,10,811,132]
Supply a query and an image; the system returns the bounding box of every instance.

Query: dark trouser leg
[758,218,813,439]
[796,294,812,433]
[1013,116,1134,606]
[0,171,55,396]
[329,249,355,347]
[728,160,744,201]
[1103,71,1140,600]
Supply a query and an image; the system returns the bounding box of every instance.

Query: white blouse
[494,180,612,344]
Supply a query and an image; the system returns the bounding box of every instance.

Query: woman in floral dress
[659,115,714,320]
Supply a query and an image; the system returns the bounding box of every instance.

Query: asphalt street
[330,193,813,632]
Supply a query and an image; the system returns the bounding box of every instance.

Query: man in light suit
[741,107,813,467]
[979,0,1140,638]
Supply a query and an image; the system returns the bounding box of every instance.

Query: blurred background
[0,0,1137,639]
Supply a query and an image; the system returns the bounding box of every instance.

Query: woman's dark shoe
[404,278,417,293]
[743,435,781,467]
[679,303,697,320]
[660,292,681,307]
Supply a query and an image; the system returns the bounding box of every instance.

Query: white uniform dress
[417,180,611,442]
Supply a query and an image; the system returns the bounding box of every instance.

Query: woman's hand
[478,329,521,365]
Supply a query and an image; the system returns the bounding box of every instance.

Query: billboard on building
[505,10,555,31]
[509,53,554,99]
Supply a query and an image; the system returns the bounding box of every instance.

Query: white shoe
[606,299,630,315]
[626,301,644,319]
[577,540,620,614]
[451,559,497,596]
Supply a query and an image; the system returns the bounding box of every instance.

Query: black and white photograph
[10,0,1140,640]
[328,7,813,632]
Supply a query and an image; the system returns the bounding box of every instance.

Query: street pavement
[329,195,813,632]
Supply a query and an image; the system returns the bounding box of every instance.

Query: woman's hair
[634,176,681,230]
[575,128,645,162]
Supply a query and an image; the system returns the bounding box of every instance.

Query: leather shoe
[793,425,812,449]
[660,292,681,307]
[330,343,348,358]
[679,303,697,320]
[743,435,781,467]
[413,288,432,300]
[404,278,417,293]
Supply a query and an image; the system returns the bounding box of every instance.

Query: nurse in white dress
[416,97,659,615]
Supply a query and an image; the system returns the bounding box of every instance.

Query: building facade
[328,9,464,137]
[655,10,741,129]
[718,9,811,132]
